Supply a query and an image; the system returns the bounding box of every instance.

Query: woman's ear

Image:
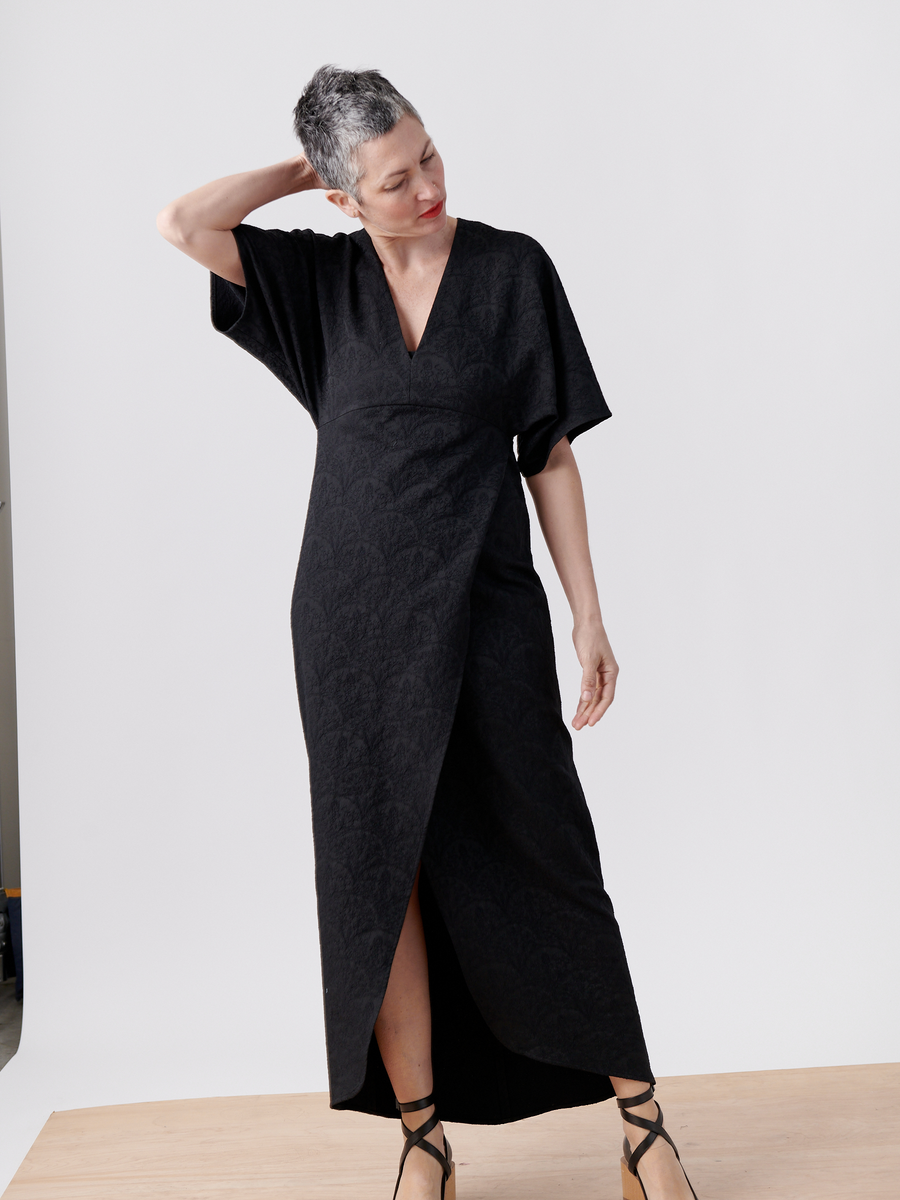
[326,189,361,220]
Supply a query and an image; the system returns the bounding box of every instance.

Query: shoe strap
[396,1092,435,1113]
[398,1116,451,1173]
[617,1086,699,1200]
[616,1085,655,1109]
[620,1097,681,1177]
[393,1130,452,1200]
[392,1096,452,1200]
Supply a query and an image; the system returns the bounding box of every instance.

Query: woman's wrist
[284,154,323,195]
[572,607,604,628]
[236,158,315,207]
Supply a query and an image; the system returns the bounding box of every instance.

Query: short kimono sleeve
[514,243,612,477]
[210,223,322,419]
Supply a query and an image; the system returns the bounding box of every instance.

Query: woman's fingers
[572,655,618,728]
[574,668,598,728]
[589,667,617,724]
[571,622,619,729]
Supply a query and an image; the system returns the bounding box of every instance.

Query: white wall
[1,0,898,1187]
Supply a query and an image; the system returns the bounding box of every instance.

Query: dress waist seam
[316,401,510,441]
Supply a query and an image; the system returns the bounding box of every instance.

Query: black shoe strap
[621,1099,681,1178]
[617,1085,656,1109]
[392,1096,452,1200]
[396,1092,435,1113]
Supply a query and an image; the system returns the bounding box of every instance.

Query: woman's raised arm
[156,155,324,286]
[525,436,618,729]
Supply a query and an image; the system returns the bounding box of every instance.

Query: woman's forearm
[157,156,319,242]
[526,437,617,727]
[525,437,602,623]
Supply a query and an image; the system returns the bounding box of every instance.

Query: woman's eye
[385,154,434,193]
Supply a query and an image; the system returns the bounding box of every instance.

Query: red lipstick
[419,199,444,219]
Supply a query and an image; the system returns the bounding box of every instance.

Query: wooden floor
[3,1063,898,1199]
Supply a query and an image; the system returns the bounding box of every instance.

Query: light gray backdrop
[1,0,898,1187]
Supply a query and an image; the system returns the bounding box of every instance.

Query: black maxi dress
[210,216,655,1125]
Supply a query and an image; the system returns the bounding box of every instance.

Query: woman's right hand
[292,153,327,190]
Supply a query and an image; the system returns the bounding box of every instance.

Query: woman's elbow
[156,203,189,246]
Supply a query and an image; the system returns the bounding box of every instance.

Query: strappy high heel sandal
[618,1084,698,1200]
[393,1092,456,1200]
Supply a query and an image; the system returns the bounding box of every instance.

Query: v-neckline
[358,217,464,363]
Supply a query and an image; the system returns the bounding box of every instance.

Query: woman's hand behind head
[293,154,328,191]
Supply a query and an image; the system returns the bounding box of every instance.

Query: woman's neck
[362,215,458,276]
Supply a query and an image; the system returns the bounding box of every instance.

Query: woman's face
[328,113,448,238]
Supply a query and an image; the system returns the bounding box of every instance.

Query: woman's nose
[416,175,439,199]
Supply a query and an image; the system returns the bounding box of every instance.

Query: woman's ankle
[399,1101,436,1131]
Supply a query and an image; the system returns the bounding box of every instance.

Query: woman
[157,65,699,1200]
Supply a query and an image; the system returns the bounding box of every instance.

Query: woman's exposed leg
[610,1077,697,1200]
[375,865,447,1199]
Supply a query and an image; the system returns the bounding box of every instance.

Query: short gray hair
[293,65,423,202]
